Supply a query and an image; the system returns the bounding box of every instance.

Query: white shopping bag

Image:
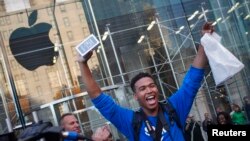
[201,32,244,86]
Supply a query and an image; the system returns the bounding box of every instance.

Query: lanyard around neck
[140,107,167,141]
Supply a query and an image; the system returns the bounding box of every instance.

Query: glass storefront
[0,0,249,140]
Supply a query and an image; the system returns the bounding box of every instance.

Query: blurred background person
[202,112,214,141]
[60,113,112,141]
[216,107,224,114]
[92,125,113,141]
[184,114,205,141]
[60,113,81,134]
[231,103,247,125]
[202,112,214,132]
[216,112,232,125]
[243,96,250,124]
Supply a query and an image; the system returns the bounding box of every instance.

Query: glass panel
[0,0,249,140]
[0,1,93,132]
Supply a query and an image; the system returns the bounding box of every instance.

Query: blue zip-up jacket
[92,66,204,141]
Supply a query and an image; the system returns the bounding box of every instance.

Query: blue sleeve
[92,93,134,139]
[169,65,204,128]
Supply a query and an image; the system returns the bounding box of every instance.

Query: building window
[63,17,70,27]
[75,2,82,9]
[15,74,29,96]
[79,14,85,23]
[59,4,66,12]
[17,13,23,23]
[2,31,8,40]
[66,31,74,41]
[14,74,20,80]
[75,61,80,71]
[5,16,11,25]
[6,45,12,55]
[71,45,77,56]
[47,8,52,16]
[82,27,89,36]
[33,71,39,81]
[21,74,26,79]
[36,86,42,96]
[47,69,60,88]
[0,18,5,26]
[11,60,17,69]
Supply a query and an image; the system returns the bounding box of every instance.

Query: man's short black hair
[130,72,154,92]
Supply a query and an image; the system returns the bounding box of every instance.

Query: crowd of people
[183,99,250,141]
[215,100,249,126]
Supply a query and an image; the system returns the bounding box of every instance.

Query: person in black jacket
[184,114,205,141]
[202,112,214,141]
[202,112,214,132]
[243,96,250,123]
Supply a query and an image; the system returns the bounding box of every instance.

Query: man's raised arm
[78,52,101,99]
[192,22,214,69]
[192,45,207,69]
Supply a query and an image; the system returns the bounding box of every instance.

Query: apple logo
[9,10,58,71]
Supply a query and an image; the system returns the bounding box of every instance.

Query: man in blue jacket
[77,23,213,141]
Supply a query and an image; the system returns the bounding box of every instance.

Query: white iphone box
[76,34,100,57]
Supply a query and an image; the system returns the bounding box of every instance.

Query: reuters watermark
[208,125,249,140]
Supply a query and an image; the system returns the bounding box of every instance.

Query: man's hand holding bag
[200,22,244,86]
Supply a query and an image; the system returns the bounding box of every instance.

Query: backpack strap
[155,107,167,141]
[132,111,143,141]
[132,100,184,141]
[160,100,184,133]
[132,107,169,141]
[158,104,170,131]
[139,110,157,139]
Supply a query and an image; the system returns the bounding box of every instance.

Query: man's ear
[134,93,138,101]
